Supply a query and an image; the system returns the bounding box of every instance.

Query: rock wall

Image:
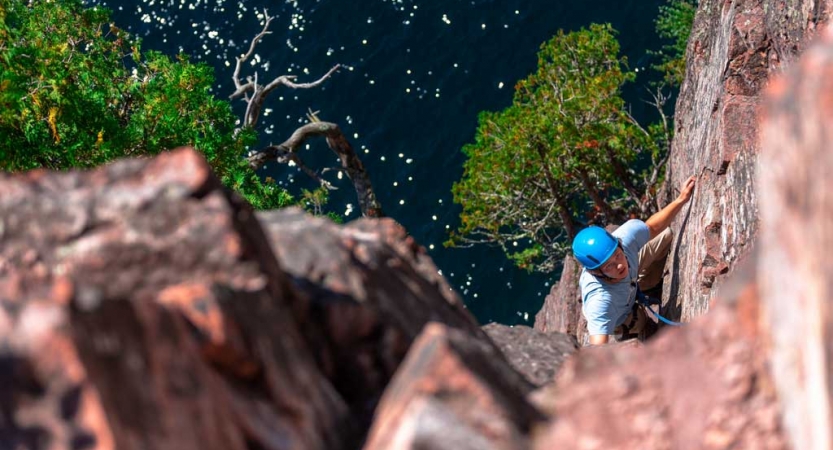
[533,256,584,339]
[758,25,833,450]
[662,0,831,320]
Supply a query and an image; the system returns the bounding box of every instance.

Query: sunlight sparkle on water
[85,0,544,324]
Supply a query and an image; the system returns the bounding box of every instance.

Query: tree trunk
[534,143,576,238]
[575,167,615,221]
[604,146,643,210]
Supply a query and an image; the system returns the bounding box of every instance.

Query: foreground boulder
[256,208,492,426]
[0,149,351,450]
[758,24,833,450]
[364,323,545,450]
[0,148,511,449]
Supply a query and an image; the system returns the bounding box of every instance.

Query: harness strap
[635,288,684,327]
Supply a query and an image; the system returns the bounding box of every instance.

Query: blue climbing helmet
[572,226,619,270]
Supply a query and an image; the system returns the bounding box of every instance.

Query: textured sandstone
[256,208,491,427]
[0,148,351,450]
[758,25,833,450]
[662,0,831,320]
[363,323,544,450]
[482,323,578,387]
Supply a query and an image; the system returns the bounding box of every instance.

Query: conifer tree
[449,24,669,272]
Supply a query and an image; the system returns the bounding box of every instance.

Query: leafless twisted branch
[247,116,382,218]
[231,11,379,217]
[230,9,341,128]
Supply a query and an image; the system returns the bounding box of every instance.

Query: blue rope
[636,289,684,327]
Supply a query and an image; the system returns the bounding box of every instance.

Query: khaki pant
[616,227,674,337]
[637,227,674,291]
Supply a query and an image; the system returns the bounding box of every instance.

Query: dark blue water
[88,0,666,326]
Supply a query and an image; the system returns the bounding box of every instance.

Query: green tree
[0,0,293,209]
[449,24,668,273]
[653,0,698,86]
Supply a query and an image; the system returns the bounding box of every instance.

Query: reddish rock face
[0,148,350,450]
[758,25,833,450]
[256,208,491,428]
[662,0,831,321]
[363,323,545,450]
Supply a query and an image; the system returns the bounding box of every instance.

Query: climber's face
[599,247,628,281]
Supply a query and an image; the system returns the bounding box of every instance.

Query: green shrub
[0,0,293,209]
[653,0,698,86]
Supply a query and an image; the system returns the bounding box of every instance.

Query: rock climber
[572,175,697,345]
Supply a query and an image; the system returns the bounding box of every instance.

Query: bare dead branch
[229,10,341,128]
[289,153,336,190]
[247,122,382,218]
[262,65,341,95]
[232,9,274,94]
[241,65,340,128]
[230,12,369,216]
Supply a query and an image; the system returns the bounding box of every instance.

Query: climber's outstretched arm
[645,176,696,239]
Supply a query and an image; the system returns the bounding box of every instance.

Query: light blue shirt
[579,220,650,335]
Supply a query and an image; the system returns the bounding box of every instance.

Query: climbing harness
[635,288,684,327]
